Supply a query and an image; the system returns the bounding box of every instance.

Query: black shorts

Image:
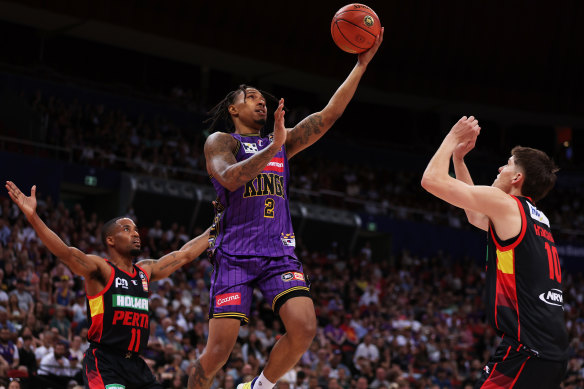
[475,338,567,389]
[83,347,162,389]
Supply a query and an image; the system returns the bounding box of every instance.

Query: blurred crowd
[6,89,581,244]
[0,192,583,389]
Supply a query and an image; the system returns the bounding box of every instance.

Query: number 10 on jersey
[544,242,561,283]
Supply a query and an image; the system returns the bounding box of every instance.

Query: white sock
[253,372,275,389]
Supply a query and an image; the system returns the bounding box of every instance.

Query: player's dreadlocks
[204,84,280,137]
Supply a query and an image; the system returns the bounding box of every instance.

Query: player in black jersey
[5,181,210,389]
[421,117,568,388]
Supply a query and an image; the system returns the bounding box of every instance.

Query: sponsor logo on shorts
[243,143,258,154]
[216,293,241,307]
[281,272,304,282]
[539,288,563,307]
[106,385,125,389]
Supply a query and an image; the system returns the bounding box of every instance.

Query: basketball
[331,3,381,54]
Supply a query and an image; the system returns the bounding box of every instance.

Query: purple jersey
[209,133,297,258]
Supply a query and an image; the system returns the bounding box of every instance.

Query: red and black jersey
[86,260,150,356]
[486,195,568,361]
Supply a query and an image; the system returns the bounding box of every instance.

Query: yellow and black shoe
[236,376,258,389]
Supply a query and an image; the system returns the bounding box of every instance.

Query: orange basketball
[331,3,381,54]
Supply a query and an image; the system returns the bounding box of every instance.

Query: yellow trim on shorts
[211,312,249,323]
[272,286,310,311]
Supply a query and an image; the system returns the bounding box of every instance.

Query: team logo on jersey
[257,139,263,146]
[105,385,125,389]
[242,142,259,154]
[139,271,148,292]
[216,293,241,307]
[281,233,296,247]
[281,272,304,282]
[527,202,550,227]
[115,277,129,289]
[539,288,563,307]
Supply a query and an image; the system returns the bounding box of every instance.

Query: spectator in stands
[37,341,74,385]
[48,306,71,340]
[0,309,16,333]
[353,333,379,367]
[8,280,33,314]
[34,330,55,367]
[0,328,20,377]
[16,329,36,378]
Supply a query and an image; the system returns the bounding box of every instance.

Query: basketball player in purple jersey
[187,30,384,389]
[422,117,568,388]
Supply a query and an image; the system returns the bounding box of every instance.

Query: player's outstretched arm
[452,135,489,231]
[421,117,518,226]
[5,181,105,278]
[285,28,384,159]
[137,227,210,282]
[205,99,286,191]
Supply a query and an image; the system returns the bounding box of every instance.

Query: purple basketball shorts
[209,249,311,324]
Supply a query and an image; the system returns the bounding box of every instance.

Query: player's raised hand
[5,181,37,219]
[450,116,480,145]
[358,27,384,66]
[453,126,481,160]
[272,98,287,148]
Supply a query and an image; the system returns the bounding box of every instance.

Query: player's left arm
[137,227,210,282]
[421,117,517,221]
[285,28,384,159]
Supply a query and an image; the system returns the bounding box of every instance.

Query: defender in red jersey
[191,31,384,389]
[422,117,568,388]
[5,181,210,389]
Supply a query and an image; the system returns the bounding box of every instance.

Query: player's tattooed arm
[5,181,108,281]
[286,113,325,158]
[205,131,281,192]
[137,228,210,282]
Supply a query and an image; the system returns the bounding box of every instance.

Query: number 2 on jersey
[544,242,561,283]
[264,198,275,218]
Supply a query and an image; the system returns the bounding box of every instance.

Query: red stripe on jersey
[86,262,114,343]
[263,157,284,173]
[495,254,520,339]
[496,271,518,308]
[87,311,104,343]
[489,196,527,251]
[87,349,105,388]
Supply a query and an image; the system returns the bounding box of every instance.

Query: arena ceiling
[1,0,583,127]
